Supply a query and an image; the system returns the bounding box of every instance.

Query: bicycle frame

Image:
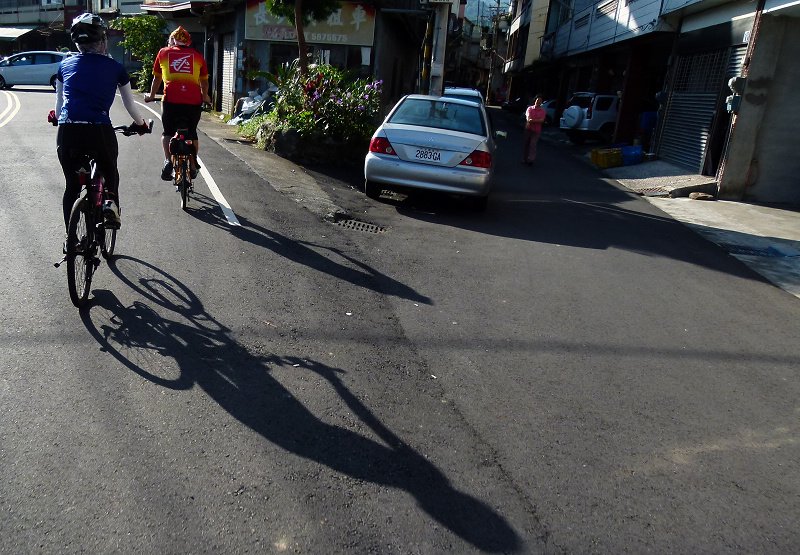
[55,120,153,307]
[170,128,195,211]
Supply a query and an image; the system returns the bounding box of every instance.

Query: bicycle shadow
[177,194,433,305]
[81,256,521,552]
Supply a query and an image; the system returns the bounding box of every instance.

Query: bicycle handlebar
[114,119,154,136]
[46,112,154,137]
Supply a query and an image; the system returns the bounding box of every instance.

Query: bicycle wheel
[66,199,93,307]
[179,159,189,211]
[101,224,116,260]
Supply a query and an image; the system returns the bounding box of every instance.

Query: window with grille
[672,50,727,93]
[575,14,590,29]
[596,0,617,19]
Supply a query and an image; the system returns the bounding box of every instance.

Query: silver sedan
[364,94,501,210]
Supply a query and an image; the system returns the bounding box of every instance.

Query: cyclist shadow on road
[178,193,432,305]
[81,256,521,552]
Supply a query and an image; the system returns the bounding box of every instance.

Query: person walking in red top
[145,26,211,181]
[523,95,546,165]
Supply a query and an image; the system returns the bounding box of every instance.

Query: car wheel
[471,195,488,212]
[364,180,381,200]
[50,75,57,90]
[599,123,615,144]
[561,106,583,129]
[566,131,585,145]
[0,75,5,89]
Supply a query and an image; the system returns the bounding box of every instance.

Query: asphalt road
[1,87,799,553]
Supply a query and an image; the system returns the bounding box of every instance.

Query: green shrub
[240,61,382,152]
[238,113,270,147]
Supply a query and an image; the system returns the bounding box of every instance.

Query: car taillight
[459,150,492,169]
[369,137,396,155]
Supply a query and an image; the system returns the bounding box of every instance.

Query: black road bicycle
[55,120,153,307]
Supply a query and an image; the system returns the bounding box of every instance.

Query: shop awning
[140,0,221,14]
[0,26,37,42]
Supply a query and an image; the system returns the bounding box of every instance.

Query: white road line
[199,166,240,226]
[131,98,241,227]
[0,90,20,127]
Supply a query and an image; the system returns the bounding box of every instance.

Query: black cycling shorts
[161,102,201,139]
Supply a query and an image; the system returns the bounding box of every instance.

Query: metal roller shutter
[657,50,727,172]
[727,45,747,78]
[221,33,236,115]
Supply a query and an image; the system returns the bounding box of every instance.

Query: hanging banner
[245,0,376,46]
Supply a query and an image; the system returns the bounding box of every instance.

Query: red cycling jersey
[153,45,208,105]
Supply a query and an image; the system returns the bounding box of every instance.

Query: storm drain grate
[334,218,386,234]
[718,244,790,257]
[635,187,671,197]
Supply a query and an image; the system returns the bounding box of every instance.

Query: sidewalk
[201,113,800,300]
[574,135,800,299]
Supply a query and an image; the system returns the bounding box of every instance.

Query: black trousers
[57,124,119,229]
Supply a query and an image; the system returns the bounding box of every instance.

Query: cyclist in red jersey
[144,26,211,181]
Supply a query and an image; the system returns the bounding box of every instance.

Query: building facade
[506,0,800,204]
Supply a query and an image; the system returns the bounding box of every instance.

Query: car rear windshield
[441,93,482,104]
[389,98,486,135]
[567,96,593,109]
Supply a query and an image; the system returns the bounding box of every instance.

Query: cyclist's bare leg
[161,135,170,161]
[191,139,200,172]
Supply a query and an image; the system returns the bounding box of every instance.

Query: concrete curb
[198,113,349,222]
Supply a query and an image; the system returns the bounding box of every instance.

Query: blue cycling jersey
[57,52,131,125]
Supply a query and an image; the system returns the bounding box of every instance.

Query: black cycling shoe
[63,238,84,254]
[161,160,173,181]
[190,166,199,180]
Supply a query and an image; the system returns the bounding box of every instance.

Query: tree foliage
[110,15,166,90]
[264,0,341,76]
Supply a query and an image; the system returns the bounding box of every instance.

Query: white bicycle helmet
[70,13,107,44]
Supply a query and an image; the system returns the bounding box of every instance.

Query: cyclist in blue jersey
[54,13,149,233]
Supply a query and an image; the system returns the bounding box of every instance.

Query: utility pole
[428,0,451,96]
[420,12,434,95]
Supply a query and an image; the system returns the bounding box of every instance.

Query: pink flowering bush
[259,61,383,144]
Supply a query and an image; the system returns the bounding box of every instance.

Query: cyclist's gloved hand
[47,110,58,126]
[131,121,150,135]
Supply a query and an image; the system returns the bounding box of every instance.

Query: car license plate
[415,148,441,162]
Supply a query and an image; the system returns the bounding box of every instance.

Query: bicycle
[169,128,195,211]
[55,120,154,307]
